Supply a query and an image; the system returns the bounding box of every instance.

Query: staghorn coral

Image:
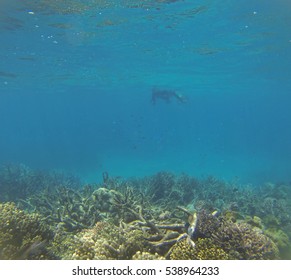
[122,205,187,257]
[108,187,142,223]
[0,164,80,202]
[21,180,150,231]
[0,202,53,259]
[2,167,290,260]
[56,204,188,260]
[46,194,289,260]
[145,171,176,202]
[21,185,101,231]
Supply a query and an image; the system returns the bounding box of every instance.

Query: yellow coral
[170,237,229,260]
[132,251,165,260]
[194,238,229,260]
[0,202,51,259]
[52,221,148,260]
[170,238,196,260]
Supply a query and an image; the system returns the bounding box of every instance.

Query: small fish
[187,212,198,237]
[0,71,17,78]
[18,57,36,61]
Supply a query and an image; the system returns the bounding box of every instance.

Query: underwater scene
[0,0,291,260]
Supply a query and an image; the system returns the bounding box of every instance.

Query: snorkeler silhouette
[151,88,187,104]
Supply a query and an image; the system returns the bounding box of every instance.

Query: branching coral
[0,164,80,202]
[47,204,281,260]
[21,186,101,231]
[21,180,149,231]
[1,167,290,260]
[145,171,176,202]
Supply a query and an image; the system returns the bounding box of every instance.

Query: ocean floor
[0,164,290,260]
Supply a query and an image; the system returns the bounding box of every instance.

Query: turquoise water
[1,0,291,184]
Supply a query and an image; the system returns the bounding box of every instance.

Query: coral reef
[20,185,101,231]
[0,202,53,259]
[169,238,196,260]
[193,238,229,260]
[194,210,220,239]
[132,251,165,260]
[51,222,149,260]
[1,166,290,260]
[169,209,278,260]
[264,228,289,251]
[212,220,279,260]
[170,238,229,260]
[0,163,80,202]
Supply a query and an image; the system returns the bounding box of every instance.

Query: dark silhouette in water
[151,88,187,104]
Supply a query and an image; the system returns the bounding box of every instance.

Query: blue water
[1,0,291,184]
